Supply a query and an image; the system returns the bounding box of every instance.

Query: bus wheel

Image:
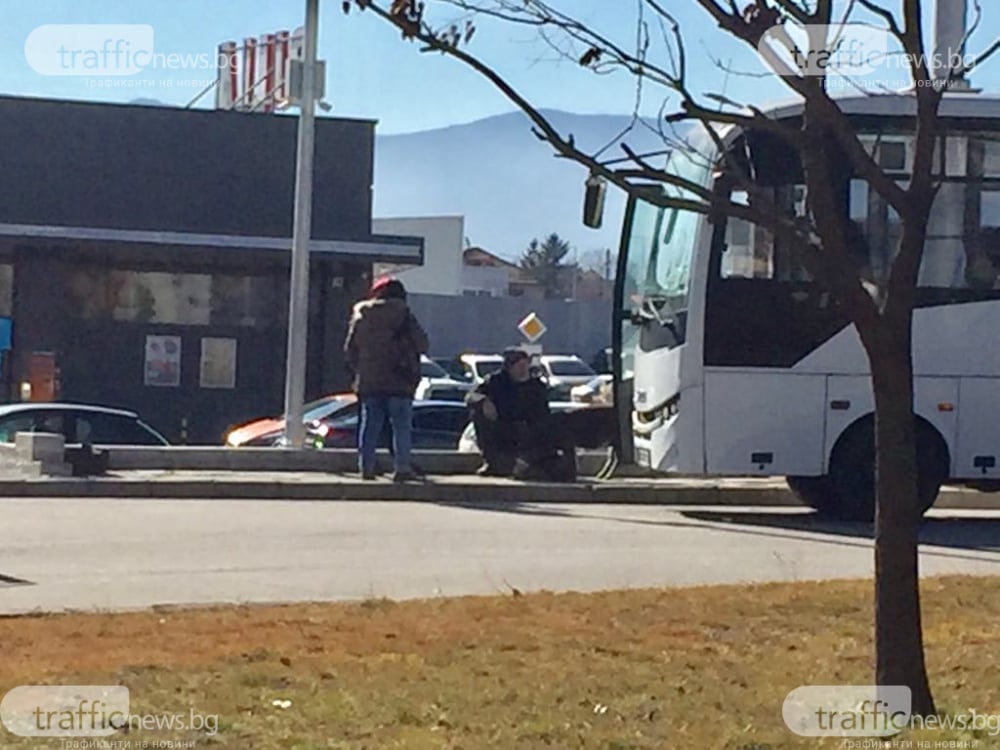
[826,416,948,523]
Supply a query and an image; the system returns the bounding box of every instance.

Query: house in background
[371,223,545,298]
[461,246,545,299]
[463,247,613,300]
[573,269,615,302]
[372,216,613,300]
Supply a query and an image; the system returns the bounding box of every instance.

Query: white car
[415,356,475,402]
[458,353,505,384]
[570,374,614,405]
[536,355,597,401]
[457,401,590,454]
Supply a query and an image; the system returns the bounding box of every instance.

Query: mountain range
[372,110,673,263]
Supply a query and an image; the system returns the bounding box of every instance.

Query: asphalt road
[1,498,999,614]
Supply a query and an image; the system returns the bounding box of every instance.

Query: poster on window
[144,335,181,387]
[200,337,237,389]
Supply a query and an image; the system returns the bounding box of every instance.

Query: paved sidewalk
[0,469,996,508]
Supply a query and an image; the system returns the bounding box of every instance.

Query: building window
[65,268,287,327]
[114,271,212,324]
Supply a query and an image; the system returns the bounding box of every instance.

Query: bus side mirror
[583,174,607,228]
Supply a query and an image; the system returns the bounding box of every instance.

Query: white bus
[612,93,1000,520]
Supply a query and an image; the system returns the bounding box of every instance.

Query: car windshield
[475,361,503,378]
[421,359,449,378]
[327,402,361,427]
[548,360,596,377]
[303,396,353,422]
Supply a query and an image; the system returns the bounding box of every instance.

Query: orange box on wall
[27,351,58,402]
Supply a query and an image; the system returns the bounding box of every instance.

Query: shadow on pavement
[436,500,1000,564]
[680,510,1000,554]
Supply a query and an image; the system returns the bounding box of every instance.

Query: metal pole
[282,0,319,449]
[932,0,969,85]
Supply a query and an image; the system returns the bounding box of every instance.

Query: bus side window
[960,138,1000,289]
[721,190,775,279]
[720,187,811,281]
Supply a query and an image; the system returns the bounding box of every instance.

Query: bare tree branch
[937,0,1000,82]
[359,0,716,202]
[966,38,1000,73]
[703,46,777,80]
[856,0,903,37]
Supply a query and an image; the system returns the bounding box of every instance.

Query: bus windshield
[648,151,707,306]
[621,147,711,345]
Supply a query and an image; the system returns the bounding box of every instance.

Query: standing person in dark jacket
[344,278,429,481]
[466,348,562,477]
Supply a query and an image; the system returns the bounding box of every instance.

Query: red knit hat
[369,275,394,297]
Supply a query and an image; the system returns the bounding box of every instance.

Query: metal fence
[407,293,612,360]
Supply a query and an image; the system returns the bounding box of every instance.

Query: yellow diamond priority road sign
[518,312,547,343]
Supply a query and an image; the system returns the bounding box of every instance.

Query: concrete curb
[0,477,785,504]
[0,475,995,509]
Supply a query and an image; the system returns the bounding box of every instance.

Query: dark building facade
[0,96,421,443]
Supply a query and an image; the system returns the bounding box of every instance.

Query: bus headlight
[633,393,680,433]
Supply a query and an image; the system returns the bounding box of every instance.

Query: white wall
[460,265,509,297]
[372,215,464,296]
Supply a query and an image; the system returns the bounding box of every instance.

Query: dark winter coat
[468,369,550,424]
[344,297,429,397]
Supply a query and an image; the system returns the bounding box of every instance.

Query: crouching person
[466,348,575,481]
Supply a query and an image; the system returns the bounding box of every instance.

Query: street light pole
[282,0,319,449]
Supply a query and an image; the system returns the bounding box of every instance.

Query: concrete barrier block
[1,461,42,478]
[16,432,65,462]
[0,444,25,472]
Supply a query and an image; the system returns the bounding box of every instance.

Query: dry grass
[1,576,999,748]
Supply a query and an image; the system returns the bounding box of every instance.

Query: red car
[225,394,357,447]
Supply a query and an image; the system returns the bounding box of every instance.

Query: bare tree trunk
[867,321,936,716]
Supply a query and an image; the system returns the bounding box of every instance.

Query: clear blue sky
[1,1,997,134]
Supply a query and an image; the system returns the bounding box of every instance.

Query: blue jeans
[359,396,413,475]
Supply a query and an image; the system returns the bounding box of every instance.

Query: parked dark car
[308,400,471,449]
[0,403,169,445]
